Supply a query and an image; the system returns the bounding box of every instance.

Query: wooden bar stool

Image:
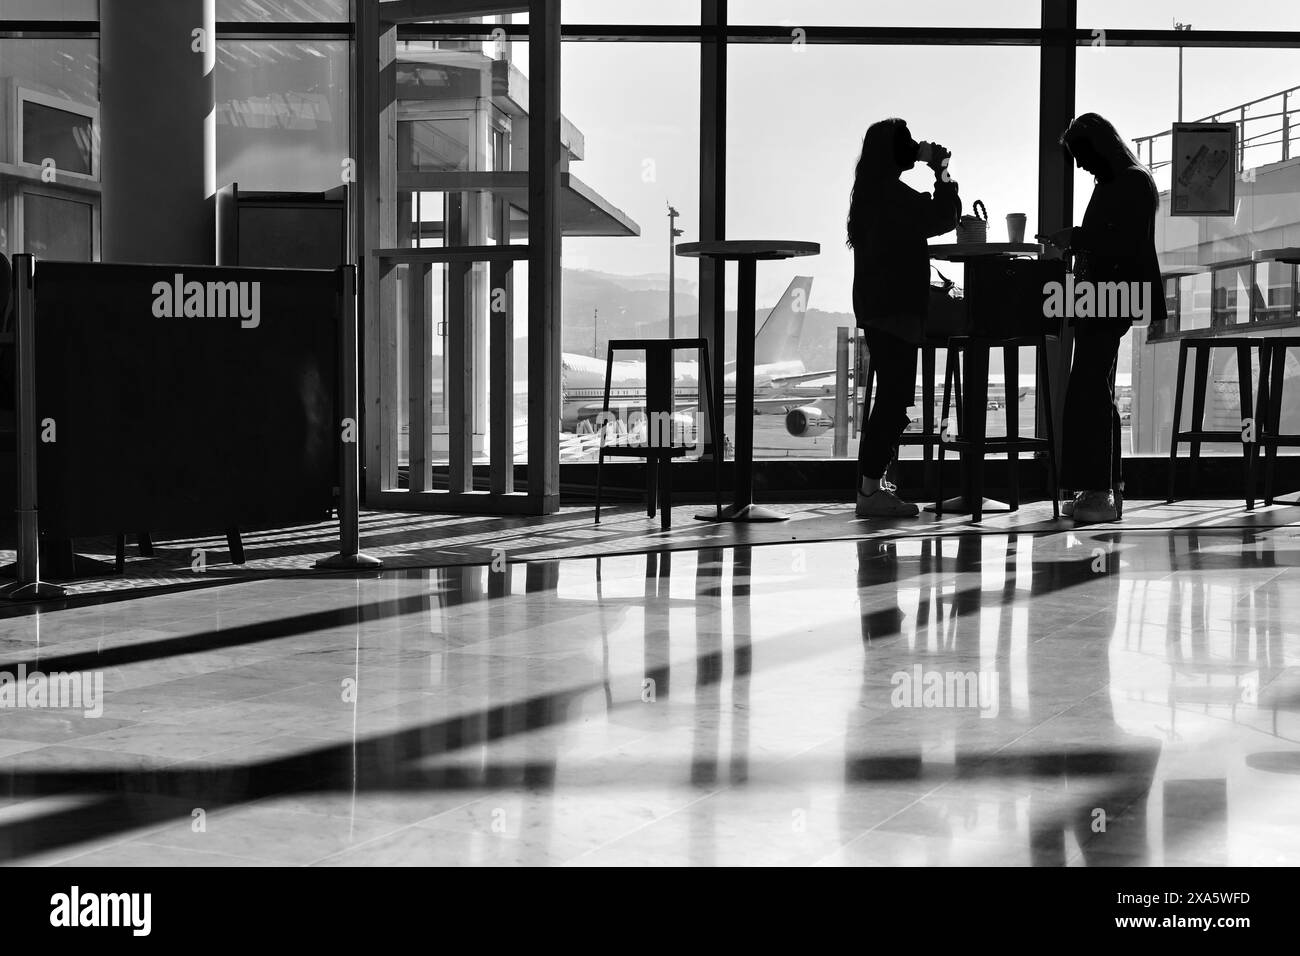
[937,334,1059,523]
[593,338,721,529]
[1166,336,1260,508]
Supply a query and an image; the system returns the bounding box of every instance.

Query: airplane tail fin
[753,276,813,367]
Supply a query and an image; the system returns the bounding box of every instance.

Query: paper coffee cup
[1006,213,1027,244]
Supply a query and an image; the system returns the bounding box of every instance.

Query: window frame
[12,85,99,183]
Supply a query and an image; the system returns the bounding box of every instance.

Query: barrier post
[317,264,381,570]
[1,255,66,600]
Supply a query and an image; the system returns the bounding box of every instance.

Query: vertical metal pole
[1178,46,1184,122]
[318,265,381,570]
[1283,91,1290,162]
[527,0,562,514]
[1038,0,1076,469]
[668,205,678,341]
[699,0,727,458]
[1,256,65,600]
[833,326,849,458]
[1240,106,1247,173]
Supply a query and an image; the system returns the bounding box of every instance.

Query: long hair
[847,117,908,248]
[1060,112,1144,179]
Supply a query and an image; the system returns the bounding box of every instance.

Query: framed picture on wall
[1170,123,1236,217]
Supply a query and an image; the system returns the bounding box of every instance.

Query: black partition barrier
[32,262,341,540]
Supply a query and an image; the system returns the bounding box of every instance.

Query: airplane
[560,276,838,437]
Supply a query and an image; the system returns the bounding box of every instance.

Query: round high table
[677,240,820,522]
[927,242,1046,516]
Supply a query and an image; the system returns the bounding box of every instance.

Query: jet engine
[785,406,834,438]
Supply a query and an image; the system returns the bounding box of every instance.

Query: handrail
[1134,84,1299,171]
[1135,83,1300,140]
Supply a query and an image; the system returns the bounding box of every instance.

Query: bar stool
[1253,336,1300,506]
[863,339,946,495]
[594,338,721,529]
[936,334,1059,522]
[1166,336,1260,507]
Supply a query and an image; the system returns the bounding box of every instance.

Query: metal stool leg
[1189,345,1210,497]
[1038,338,1061,520]
[658,454,671,530]
[699,341,722,519]
[937,345,959,518]
[1237,343,1254,510]
[1168,341,1189,503]
[921,344,937,495]
[1005,343,1020,511]
[966,344,991,523]
[1252,341,1271,509]
[595,344,618,524]
[1265,344,1285,506]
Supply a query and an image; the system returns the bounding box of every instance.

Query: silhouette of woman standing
[1045,113,1166,523]
[848,118,961,517]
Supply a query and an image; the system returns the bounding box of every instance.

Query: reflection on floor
[8,497,1300,598]
[2,521,1299,865]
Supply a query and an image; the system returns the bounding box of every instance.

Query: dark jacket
[1072,163,1167,329]
[851,177,961,343]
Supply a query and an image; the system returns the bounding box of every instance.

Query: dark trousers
[1060,323,1127,491]
[859,327,918,482]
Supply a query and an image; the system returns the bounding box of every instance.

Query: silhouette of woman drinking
[848,118,961,517]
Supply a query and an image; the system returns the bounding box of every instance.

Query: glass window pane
[0,38,99,259]
[22,192,92,261]
[1213,264,1252,326]
[216,40,350,193]
[1255,261,1294,323]
[1180,273,1212,331]
[730,43,1039,460]
[1078,44,1300,456]
[401,118,472,172]
[563,0,699,24]
[560,42,699,462]
[732,0,1041,27]
[1080,0,1300,32]
[22,100,95,175]
[0,0,95,19]
[216,0,347,21]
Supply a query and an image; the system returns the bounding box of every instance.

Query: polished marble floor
[2,519,1299,865]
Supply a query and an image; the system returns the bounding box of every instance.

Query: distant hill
[562,268,699,357]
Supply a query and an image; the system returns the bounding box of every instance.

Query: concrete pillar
[100,0,216,264]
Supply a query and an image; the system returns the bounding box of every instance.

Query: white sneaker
[1061,492,1082,518]
[855,478,920,518]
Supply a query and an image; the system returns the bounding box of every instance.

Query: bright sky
[558,0,1300,314]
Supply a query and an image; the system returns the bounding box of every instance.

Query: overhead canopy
[395,170,640,238]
